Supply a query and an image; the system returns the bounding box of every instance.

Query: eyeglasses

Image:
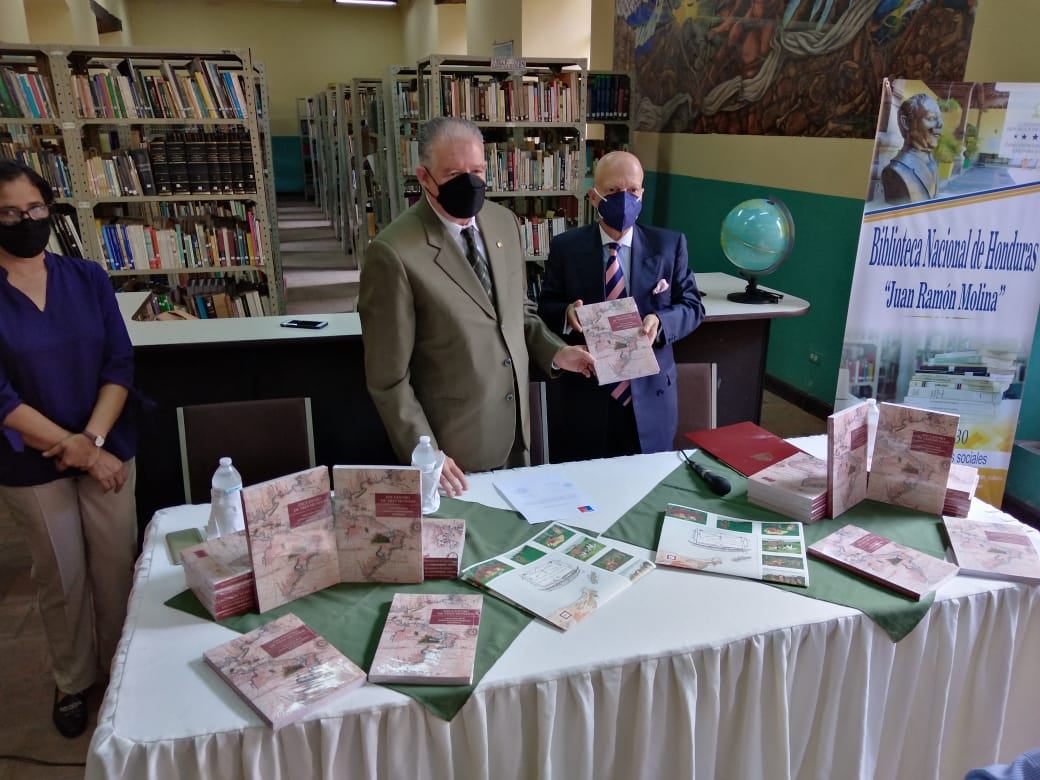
[0,204,50,226]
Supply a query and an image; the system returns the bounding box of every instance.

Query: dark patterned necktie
[604,242,631,407]
[461,226,493,303]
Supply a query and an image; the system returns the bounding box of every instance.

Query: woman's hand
[42,433,100,471]
[88,450,128,493]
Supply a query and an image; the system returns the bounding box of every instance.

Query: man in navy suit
[538,151,704,461]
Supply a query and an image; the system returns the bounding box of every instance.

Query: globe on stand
[720,196,795,304]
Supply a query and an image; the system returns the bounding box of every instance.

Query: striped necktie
[604,242,632,407]
[461,226,494,303]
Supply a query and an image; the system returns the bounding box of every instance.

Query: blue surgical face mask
[595,188,642,232]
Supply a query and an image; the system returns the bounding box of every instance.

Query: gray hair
[417,116,484,166]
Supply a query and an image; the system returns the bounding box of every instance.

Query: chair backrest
[673,363,718,449]
[529,381,549,466]
[177,397,316,504]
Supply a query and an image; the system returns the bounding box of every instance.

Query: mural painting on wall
[613,0,977,137]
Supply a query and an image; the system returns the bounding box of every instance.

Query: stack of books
[943,463,980,517]
[421,517,466,579]
[181,531,256,620]
[747,452,829,523]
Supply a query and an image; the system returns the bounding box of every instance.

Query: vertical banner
[838,79,1040,506]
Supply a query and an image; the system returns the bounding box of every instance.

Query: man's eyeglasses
[0,205,50,226]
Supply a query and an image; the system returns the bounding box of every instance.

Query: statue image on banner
[839,78,1040,506]
[613,0,976,137]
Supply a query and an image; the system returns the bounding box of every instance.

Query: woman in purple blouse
[0,160,138,739]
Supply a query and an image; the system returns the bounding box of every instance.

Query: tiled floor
[0,196,827,778]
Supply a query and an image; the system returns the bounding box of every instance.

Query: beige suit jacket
[358,197,564,472]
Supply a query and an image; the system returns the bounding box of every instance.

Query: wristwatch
[83,430,105,448]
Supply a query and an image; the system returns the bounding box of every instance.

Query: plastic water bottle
[410,435,441,515]
[206,457,245,539]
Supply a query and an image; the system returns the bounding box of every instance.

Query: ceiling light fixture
[335,0,397,6]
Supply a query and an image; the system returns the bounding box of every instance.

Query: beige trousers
[0,459,138,694]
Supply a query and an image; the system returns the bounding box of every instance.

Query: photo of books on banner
[655,503,810,587]
[575,297,660,384]
[461,524,654,631]
[840,78,1040,507]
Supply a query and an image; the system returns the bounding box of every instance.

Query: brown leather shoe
[52,688,87,738]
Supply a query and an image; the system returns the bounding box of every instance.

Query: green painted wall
[643,171,865,403]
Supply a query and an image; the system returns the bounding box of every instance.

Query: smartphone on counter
[280,319,328,330]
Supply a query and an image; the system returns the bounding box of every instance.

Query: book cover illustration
[575,297,660,384]
[943,517,1040,583]
[944,463,980,517]
[333,466,423,584]
[655,503,810,587]
[865,402,958,514]
[461,523,654,631]
[422,517,466,579]
[808,523,959,600]
[368,592,482,685]
[827,402,871,518]
[747,452,828,523]
[182,529,256,620]
[684,421,803,477]
[241,466,339,613]
[203,613,366,729]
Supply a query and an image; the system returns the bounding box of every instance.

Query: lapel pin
[496,241,503,248]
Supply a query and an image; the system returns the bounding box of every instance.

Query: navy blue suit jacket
[538,223,704,455]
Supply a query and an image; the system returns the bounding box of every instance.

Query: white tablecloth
[86,439,1040,780]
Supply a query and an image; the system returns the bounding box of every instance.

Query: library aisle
[279,195,360,315]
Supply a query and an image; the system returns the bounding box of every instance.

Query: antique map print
[866,402,958,514]
[656,503,809,587]
[809,523,959,600]
[943,517,1040,583]
[241,466,339,613]
[203,613,366,729]
[333,466,423,584]
[368,592,482,685]
[827,402,871,518]
[462,523,654,631]
[576,297,660,385]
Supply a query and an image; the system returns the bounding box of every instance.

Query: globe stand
[727,275,782,305]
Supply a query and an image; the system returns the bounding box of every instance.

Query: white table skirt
[86,439,1040,780]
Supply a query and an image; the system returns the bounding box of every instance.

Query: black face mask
[427,170,486,219]
[0,217,52,258]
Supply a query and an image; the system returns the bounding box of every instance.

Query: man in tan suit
[358,117,594,495]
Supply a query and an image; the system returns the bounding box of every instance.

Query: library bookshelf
[0,42,283,317]
[583,70,632,224]
[349,77,390,261]
[384,64,421,221]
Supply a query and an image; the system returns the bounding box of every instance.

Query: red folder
[684,421,803,477]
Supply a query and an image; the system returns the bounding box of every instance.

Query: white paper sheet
[492,471,606,530]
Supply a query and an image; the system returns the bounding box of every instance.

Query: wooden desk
[119,275,808,524]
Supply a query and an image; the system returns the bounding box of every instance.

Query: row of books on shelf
[434,71,582,123]
[390,80,420,119]
[1,146,72,197]
[586,73,630,121]
[0,64,56,118]
[95,212,265,271]
[129,276,269,320]
[517,212,568,257]
[46,211,86,258]
[484,142,582,192]
[86,130,256,198]
[72,57,251,120]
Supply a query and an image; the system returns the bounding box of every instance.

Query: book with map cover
[747,452,828,523]
[808,523,959,600]
[368,592,482,685]
[422,517,466,579]
[827,402,871,518]
[865,402,958,515]
[181,530,256,620]
[241,466,339,613]
[655,503,810,587]
[943,517,1040,583]
[575,296,660,384]
[943,464,980,517]
[203,613,366,729]
[461,523,654,631]
[333,465,423,584]
[684,421,803,477]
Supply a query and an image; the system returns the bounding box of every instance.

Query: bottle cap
[219,457,232,466]
[419,435,430,445]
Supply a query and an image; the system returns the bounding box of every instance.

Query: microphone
[680,450,732,496]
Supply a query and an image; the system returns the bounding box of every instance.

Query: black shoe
[52,688,87,738]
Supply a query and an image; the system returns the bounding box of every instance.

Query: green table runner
[604,461,945,642]
[166,498,549,722]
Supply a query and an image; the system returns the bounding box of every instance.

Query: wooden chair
[176,397,316,504]
[673,363,718,449]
